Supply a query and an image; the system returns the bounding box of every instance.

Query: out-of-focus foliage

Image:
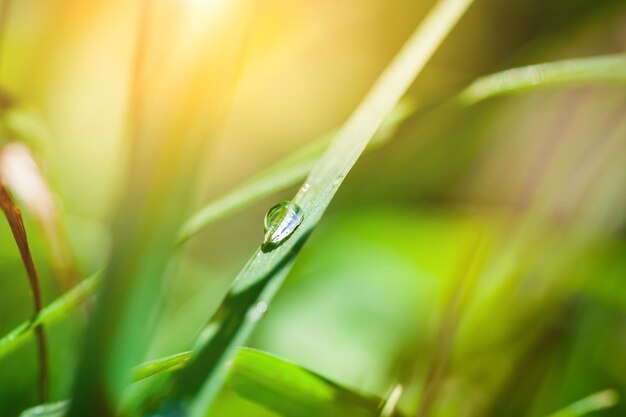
[1,0,626,416]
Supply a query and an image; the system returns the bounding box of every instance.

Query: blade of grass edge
[155,0,476,416]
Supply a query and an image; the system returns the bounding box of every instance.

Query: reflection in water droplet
[295,182,311,199]
[248,301,269,321]
[261,201,303,252]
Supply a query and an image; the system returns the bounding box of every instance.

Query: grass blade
[226,348,382,417]
[0,182,48,401]
[148,0,476,415]
[132,351,193,382]
[546,389,619,417]
[0,272,101,358]
[458,53,626,105]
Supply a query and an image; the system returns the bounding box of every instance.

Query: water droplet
[295,182,311,199]
[261,200,303,252]
[248,301,269,321]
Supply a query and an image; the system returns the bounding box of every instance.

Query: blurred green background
[1,0,625,416]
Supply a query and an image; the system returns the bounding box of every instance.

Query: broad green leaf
[226,348,381,417]
[546,389,618,417]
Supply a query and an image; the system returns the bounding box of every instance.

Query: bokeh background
[1,0,626,416]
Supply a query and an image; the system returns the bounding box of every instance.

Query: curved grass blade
[226,348,383,417]
[0,182,49,401]
[546,389,618,417]
[148,0,476,416]
[458,53,626,105]
[0,272,100,358]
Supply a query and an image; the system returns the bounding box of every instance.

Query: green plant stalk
[2,52,626,366]
[146,0,477,416]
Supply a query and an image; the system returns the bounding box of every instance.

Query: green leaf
[226,348,381,417]
[457,54,626,105]
[147,0,477,416]
[546,389,619,417]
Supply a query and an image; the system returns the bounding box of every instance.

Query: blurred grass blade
[0,272,100,358]
[65,1,253,416]
[151,0,476,415]
[547,389,619,417]
[226,348,382,417]
[0,182,49,401]
[458,53,626,105]
[0,143,81,291]
[18,401,69,417]
[132,351,192,382]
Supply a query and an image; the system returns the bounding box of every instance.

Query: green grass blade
[132,351,193,382]
[150,0,476,415]
[226,348,381,417]
[458,53,626,105]
[546,389,619,417]
[0,272,101,358]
